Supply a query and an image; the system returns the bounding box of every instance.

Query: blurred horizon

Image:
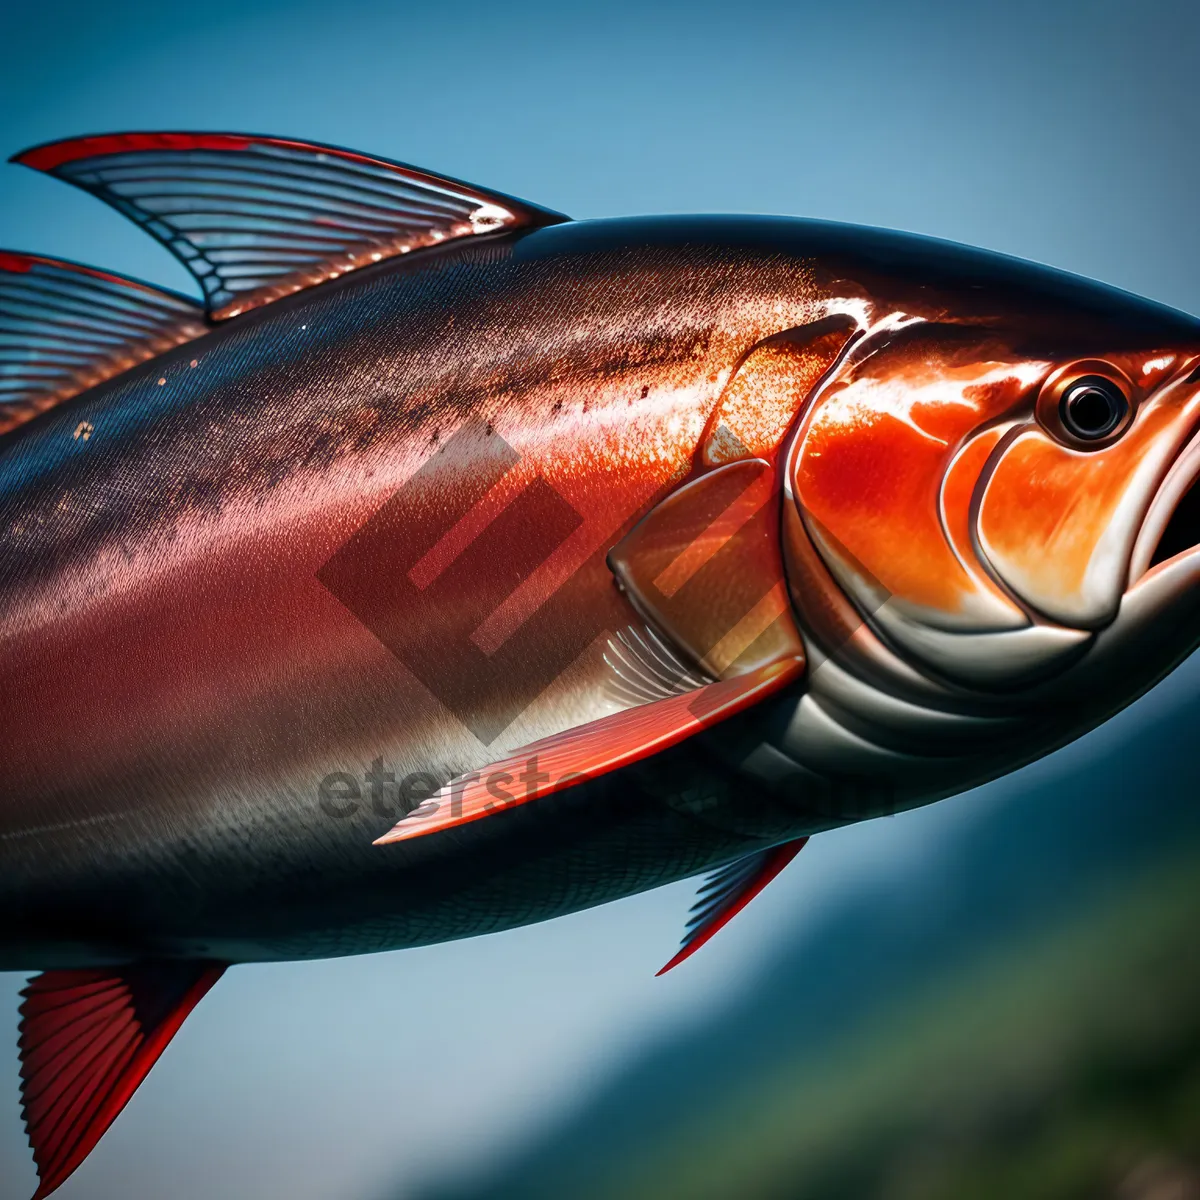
[2,1,1200,1197]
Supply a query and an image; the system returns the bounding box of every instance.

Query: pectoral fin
[374,656,803,845]
[376,453,811,846]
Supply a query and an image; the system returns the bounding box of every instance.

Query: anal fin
[18,961,225,1199]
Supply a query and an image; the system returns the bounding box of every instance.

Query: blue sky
[2,1,1199,1196]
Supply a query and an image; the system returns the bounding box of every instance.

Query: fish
[2,130,1200,1197]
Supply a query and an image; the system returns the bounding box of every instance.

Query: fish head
[783,269,1200,717]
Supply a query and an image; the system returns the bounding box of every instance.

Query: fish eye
[1060,377,1128,441]
[1036,362,1134,450]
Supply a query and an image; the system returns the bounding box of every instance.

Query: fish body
[0,219,812,966]
[3,134,1200,1197]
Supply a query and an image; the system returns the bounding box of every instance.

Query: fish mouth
[1131,426,1200,581]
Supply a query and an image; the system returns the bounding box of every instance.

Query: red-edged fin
[657,838,808,975]
[18,962,225,1199]
[12,132,570,320]
[374,656,804,845]
[0,251,207,437]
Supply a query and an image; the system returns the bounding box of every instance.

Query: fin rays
[0,252,206,437]
[602,624,714,707]
[14,132,569,318]
[18,963,225,1199]
[658,839,808,975]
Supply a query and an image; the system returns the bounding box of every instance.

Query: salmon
[2,132,1200,1197]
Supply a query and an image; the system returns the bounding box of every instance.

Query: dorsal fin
[18,962,225,1198]
[0,251,207,437]
[13,132,571,319]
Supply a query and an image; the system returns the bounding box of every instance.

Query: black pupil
[1061,378,1124,439]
